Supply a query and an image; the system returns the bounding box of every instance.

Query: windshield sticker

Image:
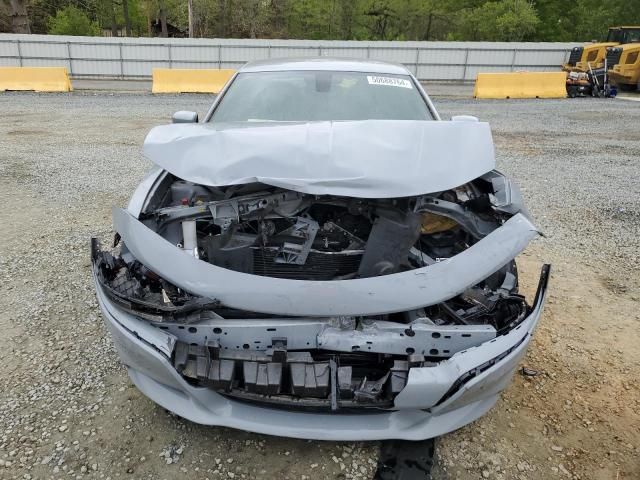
[367,76,413,89]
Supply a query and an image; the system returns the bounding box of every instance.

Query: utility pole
[188,0,194,38]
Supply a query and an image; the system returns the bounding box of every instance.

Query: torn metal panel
[113,207,538,317]
[143,120,496,199]
[394,264,549,410]
[94,278,176,358]
[317,321,495,357]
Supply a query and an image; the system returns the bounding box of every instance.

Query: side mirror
[451,115,479,122]
[172,111,198,124]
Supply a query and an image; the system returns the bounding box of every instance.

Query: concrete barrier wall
[151,68,235,93]
[0,66,72,91]
[474,72,568,99]
[0,34,580,82]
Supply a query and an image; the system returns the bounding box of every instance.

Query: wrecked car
[92,58,549,440]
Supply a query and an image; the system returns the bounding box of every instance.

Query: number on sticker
[366,76,413,89]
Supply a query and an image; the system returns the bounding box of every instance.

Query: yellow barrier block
[0,67,72,92]
[474,72,567,99]
[152,68,235,94]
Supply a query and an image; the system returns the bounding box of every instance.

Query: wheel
[567,86,578,98]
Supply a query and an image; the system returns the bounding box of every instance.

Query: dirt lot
[0,91,638,480]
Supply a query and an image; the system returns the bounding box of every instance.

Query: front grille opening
[173,343,417,413]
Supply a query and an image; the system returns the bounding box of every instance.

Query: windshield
[607,29,622,42]
[209,71,433,122]
[607,28,640,43]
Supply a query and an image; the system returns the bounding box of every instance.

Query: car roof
[238,57,411,75]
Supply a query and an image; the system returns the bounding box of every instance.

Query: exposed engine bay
[93,170,537,411]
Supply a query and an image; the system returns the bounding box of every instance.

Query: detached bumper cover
[112,208,539,317]
[94,266,549,441]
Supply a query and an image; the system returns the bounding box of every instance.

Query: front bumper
[94,265,549,441]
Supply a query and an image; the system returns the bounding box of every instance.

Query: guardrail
[0,35,578,82]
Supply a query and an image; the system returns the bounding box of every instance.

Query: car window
[623,29,640,43]
[209,71,433,122]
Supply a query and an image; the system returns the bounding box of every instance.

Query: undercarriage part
[375,438,437,480]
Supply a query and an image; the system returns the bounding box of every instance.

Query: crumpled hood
[143,119,496,198]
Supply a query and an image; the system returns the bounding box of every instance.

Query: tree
[533,0,575,41]
[108,0,118,36]
[364,2,398,40]
[8,0,638,42]
[159,0,168,37]
[454,0,539,41]
[122,0,132,36]
[0,2,11,32]
[338,0,355,39]
[9,0,31,33]
[47,5,100,36]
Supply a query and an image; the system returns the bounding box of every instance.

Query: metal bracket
[318,320,496,357]
[157,317,496,358]
[275,217,319,265]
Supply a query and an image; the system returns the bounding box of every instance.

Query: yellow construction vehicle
[563,26,640,72]
[607,43,640,91]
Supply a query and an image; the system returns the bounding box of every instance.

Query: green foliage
[47,5,101,36]
[534,0,640,42]
[569,2,619,42]
[453,0,540,41]
[0,2,12,33]
[25,0,640,41]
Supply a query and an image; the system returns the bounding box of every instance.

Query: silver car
[92,58,549,441]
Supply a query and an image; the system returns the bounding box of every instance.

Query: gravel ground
[0,91,638,480]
